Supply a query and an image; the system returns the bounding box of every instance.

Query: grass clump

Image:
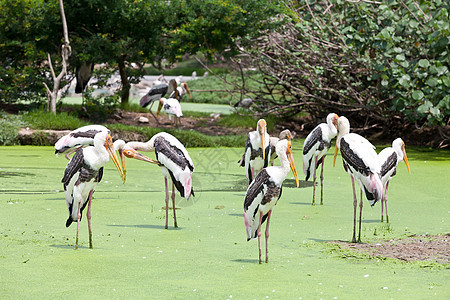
[22,110,88,130]
[217,113,279,132]
[0,111,27,145]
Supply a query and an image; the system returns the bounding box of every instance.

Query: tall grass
[22,110,88,130]
[0,111,27,145]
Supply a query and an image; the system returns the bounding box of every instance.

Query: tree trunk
[118,58,130,105]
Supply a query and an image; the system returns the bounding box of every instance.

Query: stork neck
[126,141,154,152]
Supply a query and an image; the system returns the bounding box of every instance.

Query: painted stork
[238,119,271,184]
[55,125,110,160]
[139,79,177,121]
[75,62,94,94]
[302,113,339,205]
[61,130,125,249]
[169,82,192,101]
[118,132,195,229]
[333,116,383,243]
[269,129,294,166]
[157,97,183,127]
[378,138,411,223]
[244,139,299,263]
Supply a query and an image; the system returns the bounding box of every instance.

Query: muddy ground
[329,234,449,264]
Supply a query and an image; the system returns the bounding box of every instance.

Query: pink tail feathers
[370,173,384,202]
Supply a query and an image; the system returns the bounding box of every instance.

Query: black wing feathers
[303,127,322,155]
[340,139,371,176]
[62,149,84,188]
[244,169,271,210]
[380,152,398,178]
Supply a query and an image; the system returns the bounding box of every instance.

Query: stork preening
[269,129,294,166]
[75,62,94,94]
[333,116,383,243]
[139,79,177,121]
[378,138,411,223]
[157,97,183,127]
[238,119,271,184]
[169,82,192,101]
[244,139,299,263]
[55,125,110,160]
[119,132,195,229]
[61,130,125,249]
[302,113,339,205]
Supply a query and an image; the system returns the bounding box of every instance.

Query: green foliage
[188,76,233,104]
[217,113,278,132]
[22,110,87,130]
[79,90,120,123]
[0,111,26,145]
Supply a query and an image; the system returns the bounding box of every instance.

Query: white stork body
[139,79,177,122]
[302,113,339,205]
[239,119,271,184]
[61,131,124,249]
[55,125,109,160]
[157,97,183,127]
[244,139,299,263]
[121,132,194,229]
[169,82,192,101]
[333,116,383,243]
[378,138,410,223]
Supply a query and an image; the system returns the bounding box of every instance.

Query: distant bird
[269,129,294,166]
[378,138,411,223]
[169,82,192,101]
[55,125,109,160]
[75,62,94,93]
[244,139,299,263]
[157,97,183,127]
[120,132,195,229]
[61,130,125,249]
[238,119,271,184]
[302,113,339,205]
[234,98,253,109]
[140,79,177,121]
[333,116,383,243]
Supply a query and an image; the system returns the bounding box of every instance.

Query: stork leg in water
[86,190,94,249]
[257,213,263,264]
[351,176,358,243]
[358,189,363,243]
[320,156,325,205]
[76,201,81,250]
[312,156,318,205]
[382,181,390,223]
[172,183,178,228]
[164,177,169,229]
[265,210,272,263]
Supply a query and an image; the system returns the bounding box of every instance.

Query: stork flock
[53,113,410,264]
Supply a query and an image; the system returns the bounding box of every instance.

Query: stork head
[333,116,350,167]
[393,138,410,174]
[257,119,267,160]
[283,139,299,188]
[123,148,160,166]
[328,113,339,130]
[182,83,192,99]
[104,134,126,184]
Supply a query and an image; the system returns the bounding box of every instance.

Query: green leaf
[418,59,430,68]
[399,74,411,87]
[426,78,438,87]
[395,54,405,61]
[381,79,389,86]
[412,90,424,100]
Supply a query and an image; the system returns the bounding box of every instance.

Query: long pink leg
[76,201,81,250]
[358,189,363,243]
[164,177,169,229]
[385,181,390,223]
[350,176,358,243]
[65,146,82,160]
[86,190,94,249]
[320,156,325,205]
[265,210,272,263]
[312,156,318,205]
[381,188,384,222]
[172,183,178,228]
[257,213,263,264]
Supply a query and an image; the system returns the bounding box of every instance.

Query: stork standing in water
[61,131,125,249]
[117,132,194,229]
[169,82,192,101]
[55,125,110,160]
[244,139,299,263]
[378,138,411,222]
[239,119,271,184]
[302,113,339,205]
[157,97,183,127]
[269,129,294,166]
[139,79,177,122]
[333,116,383,243]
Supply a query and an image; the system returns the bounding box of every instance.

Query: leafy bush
[79,90,120,123]
[0,111,27,145]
